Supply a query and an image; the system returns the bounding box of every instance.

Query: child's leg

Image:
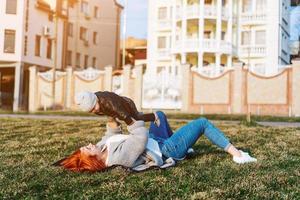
[161,118,231,159]
[149,111,173,139]
[137,113,156,122]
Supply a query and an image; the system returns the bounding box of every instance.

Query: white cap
[75,91,97,112]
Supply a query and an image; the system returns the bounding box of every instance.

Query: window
[35,35,41,56]
[68,23,73,37]
[221,32,226,40]
[255,30,266,45]
[67,51,72,66]
[92,57,97,68]
[6,0,17,14]
[158,7,167,20]
[157,36,166,49]
[76,53,81,68]
[84,55,89,68]
[46,39,52,59]
[80,27,87,40]
[241,31,251,45]
[222,0,227,6]
[242,0,252,12]
[94,6,99,18]
[157,66,165,74]
[93,32,98,44]
[4,30,16,53]
[81,1,89,14]
[204,31,211,39]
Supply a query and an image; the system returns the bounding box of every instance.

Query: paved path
[257,121,300,128]
[0,114,299,128]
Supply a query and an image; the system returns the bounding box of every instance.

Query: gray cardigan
[96,121,175,171]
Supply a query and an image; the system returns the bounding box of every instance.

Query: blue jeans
[149,111,231,160]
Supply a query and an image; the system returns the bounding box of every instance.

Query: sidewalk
[1,114,300,127]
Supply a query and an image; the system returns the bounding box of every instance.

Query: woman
[56,111,257,172]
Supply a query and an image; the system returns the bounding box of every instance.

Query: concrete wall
[28,64,143,112]
[182,61,300,116]
[28,61,300,117]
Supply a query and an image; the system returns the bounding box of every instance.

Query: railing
[220,40,232,53]
[157,49,171,60]
[204,5,217,18]
[241,46,266,57]
[157,20,172,30]
[176,5,228,19]
[241,12,266,24]
[191,65,227,77]
[186,5,199,17]
[222,7,229,19]
[203,39,218,51]
[174,38,232,54]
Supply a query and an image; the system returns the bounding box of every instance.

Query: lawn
[0,117,299,199]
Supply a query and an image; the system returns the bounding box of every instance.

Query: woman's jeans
[149,111,231,160]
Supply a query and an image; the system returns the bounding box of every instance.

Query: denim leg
[161,118,231,159]
[149,111,173,139]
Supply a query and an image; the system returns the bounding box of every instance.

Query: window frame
[76,52,81,68]
[158,7,167,20]
[157,36,167,49]
[93,32,98,44]
[84,55,89,68]
[46,38,52,59]
[80,27,88,41]
[4,29,16,54]
[6,0,17,15]
[68,23,73,37]
[35,35,41,57]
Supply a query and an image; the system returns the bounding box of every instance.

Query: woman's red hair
[60,149,106,172]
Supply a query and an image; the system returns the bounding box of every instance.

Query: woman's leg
[161,118,232,159]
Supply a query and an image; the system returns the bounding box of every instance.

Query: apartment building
[0,0,66,111]
[0,0,122,111]
[147,0,290,76]
[67,0,122,69]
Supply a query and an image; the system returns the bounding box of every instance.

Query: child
[75,91,159,126]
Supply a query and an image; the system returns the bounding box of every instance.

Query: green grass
[0,118,299,199]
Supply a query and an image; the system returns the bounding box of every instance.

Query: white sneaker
[154,112,160,127]
[187,148,195,154]
[233,150,257,164]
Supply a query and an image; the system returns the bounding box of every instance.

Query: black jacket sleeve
[109,101,134,125]
[95,91,134,125]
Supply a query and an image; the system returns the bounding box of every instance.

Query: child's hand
[107,117,121,127]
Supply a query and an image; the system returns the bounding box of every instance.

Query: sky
[290,6,300,41]
[119,0,148,39]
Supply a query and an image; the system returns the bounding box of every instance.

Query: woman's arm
[107,120,148,167]
[95,120,122,149]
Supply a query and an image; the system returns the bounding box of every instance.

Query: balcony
[157,20,172,31]
[174,38,232,54]
[186,5,199,18]
[241,13,266,25]
[222,7,229,19]
[204,5,217,18]
[240,46,266,57]
[157,49,171,60]
[176,5,229,20]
